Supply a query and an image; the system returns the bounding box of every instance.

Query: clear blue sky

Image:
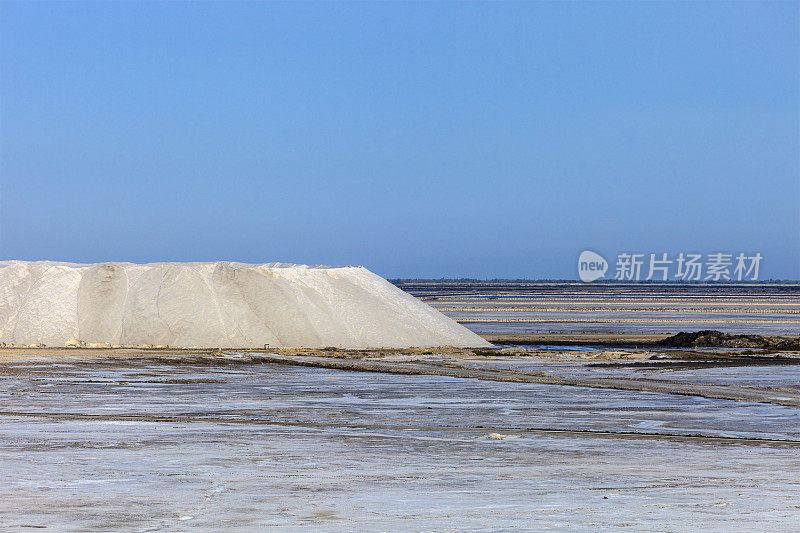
[1,1,798,279]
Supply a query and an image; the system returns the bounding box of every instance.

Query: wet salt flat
[458,319,800,335]
[1,360,799,531]
[463,357,800,390]
[395,281,800,335]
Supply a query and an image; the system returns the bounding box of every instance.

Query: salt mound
[0,261,490,349]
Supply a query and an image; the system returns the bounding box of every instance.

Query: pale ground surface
[1,352,798,531]
[2,283,797,530]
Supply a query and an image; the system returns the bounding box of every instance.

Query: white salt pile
[0,261,490,349]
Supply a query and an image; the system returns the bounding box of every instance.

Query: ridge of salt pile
[0,261,490,349]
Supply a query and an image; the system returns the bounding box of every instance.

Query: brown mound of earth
[657,330,800,350]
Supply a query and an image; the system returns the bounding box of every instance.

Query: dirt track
[250,353,800,408]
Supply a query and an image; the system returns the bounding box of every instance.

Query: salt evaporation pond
[1,359,798,531]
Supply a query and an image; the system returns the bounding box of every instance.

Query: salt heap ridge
[0,261,490,349]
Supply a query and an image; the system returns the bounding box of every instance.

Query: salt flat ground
[1,358,798,531]
[394,281,800,335]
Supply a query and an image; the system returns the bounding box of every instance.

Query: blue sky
[1,1,798,279]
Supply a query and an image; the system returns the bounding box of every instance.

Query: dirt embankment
[484,331,800,350]
[482,333,668,347]
[248,353,800,408]
[656,330,800,350]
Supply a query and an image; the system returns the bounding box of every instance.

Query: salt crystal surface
[0,261,490,348]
